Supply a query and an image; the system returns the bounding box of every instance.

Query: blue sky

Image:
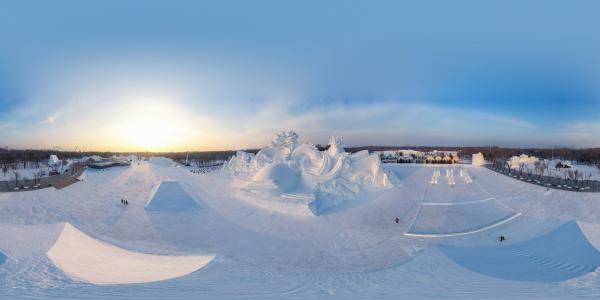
[1,0,599,151]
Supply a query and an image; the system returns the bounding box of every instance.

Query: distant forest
[1,146,600,166]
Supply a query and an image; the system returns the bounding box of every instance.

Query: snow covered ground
[2,161,600,299]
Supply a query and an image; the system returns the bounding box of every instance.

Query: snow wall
[226,131,392,215]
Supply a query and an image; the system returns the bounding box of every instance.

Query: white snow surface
[4,157,600,298]
[47,223,213,284]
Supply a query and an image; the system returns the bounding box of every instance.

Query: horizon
[3,143,599,154]
[2,1,600,151]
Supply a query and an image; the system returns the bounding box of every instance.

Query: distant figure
[125,200,128,205]
[500,235,506,242]
[121,199,123,204]
[394,217,399,224]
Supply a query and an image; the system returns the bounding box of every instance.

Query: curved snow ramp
[47,223,214,285]
[440,221,600,282]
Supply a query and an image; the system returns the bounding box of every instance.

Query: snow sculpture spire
[327,136,344,157]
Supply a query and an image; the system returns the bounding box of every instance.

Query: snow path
[47,223,214,285]
[406,166,520,237]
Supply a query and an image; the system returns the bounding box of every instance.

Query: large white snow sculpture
[226,131,392,214]
[472,152,485,166]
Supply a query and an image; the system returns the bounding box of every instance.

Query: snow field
[2,159,600,298]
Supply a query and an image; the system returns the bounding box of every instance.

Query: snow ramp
[440,221,600,282]
[145,181,200,212]
[47,223,214,285]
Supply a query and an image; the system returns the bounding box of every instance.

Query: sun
[112,100,190,152]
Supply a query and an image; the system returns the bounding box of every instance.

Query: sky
[1,0,600,151]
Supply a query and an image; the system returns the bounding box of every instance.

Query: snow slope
[47,223,213,285]
[145,181,200,212]
[440,221,600,282]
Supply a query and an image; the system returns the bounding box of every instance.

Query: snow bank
[226,131,392,214]
[471,152,485,166]
[440,221,600,282]
[47,223,214,285]
[508,154,539,169]
[145,181,200,212]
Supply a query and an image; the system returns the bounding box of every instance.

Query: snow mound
[471,152,485,166]
[145,181,200,212]
[440,221,600,282]
[47,223,214,285]
[226,131,392,214]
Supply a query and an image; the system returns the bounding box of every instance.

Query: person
[394,217,399,224]
[125,200,128,205]
[500,235,506,242]
[121,199,123,204]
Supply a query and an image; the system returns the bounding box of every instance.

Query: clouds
[558,122,600,147]
[1,1,600,150]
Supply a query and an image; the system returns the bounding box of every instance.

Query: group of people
[120,198,128,206]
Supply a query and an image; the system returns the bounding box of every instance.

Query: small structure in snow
[472,152,485,166]
[48,155,60,166]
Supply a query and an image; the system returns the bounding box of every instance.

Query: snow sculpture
[49,155,60,166]
[226,131,392,215]
[508,154,539,169]
[472,152,485,166]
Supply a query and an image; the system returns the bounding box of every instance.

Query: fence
[485,164,600,192]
